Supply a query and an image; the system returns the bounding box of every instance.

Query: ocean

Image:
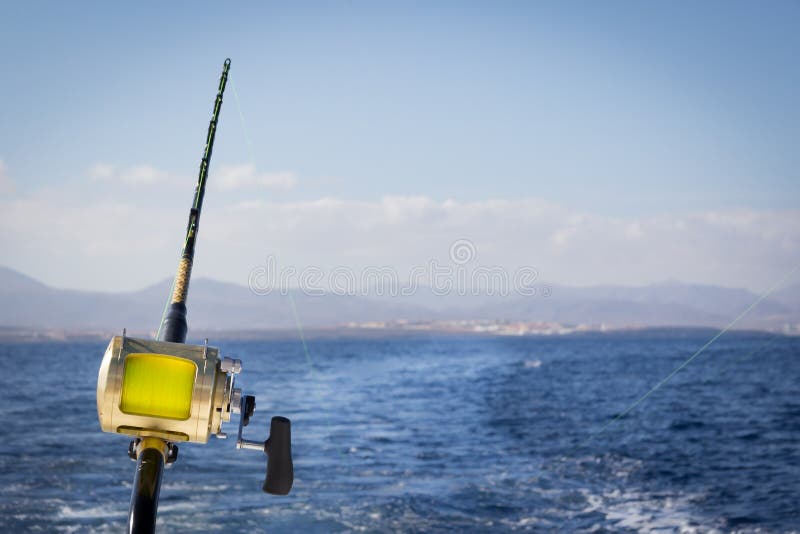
[1,332,798,532]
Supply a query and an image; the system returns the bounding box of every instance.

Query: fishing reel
[97,331,293,494]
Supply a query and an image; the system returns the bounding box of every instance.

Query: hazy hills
[0,266,797,335]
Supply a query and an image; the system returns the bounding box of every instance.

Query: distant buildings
[344,319,611,336]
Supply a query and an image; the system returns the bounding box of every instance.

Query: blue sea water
[0,332,798,533]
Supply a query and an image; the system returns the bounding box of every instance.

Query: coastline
[0,323,788,344]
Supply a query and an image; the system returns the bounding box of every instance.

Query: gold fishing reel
[97,332,240,443]
[96,330,293,494]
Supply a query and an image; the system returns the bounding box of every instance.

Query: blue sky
[0,2,798,291]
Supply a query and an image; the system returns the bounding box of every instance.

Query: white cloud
[88,163,168,185]
[88,162,115,180]
[215,164,296,190]
[0,159,16,195]
[0,185,797,293]
[199,197,800,295]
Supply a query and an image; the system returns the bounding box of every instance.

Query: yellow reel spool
[120,353,197,420]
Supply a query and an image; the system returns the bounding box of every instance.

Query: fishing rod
[96,59,293,534]
[156,56,230,345]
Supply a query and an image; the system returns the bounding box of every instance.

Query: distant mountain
[471,282,794,330]
[0,266,796,333]
[0,266,436,332]
[769,283,800,312]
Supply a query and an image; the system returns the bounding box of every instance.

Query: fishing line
[229,77,352,462]
[228,76,318,377]
[554,265,798,531]
[576,261,800,450]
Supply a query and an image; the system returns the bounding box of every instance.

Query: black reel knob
[242,395,256,427]
[263,416,293,495]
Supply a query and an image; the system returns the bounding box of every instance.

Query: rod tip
[224,58,231,67]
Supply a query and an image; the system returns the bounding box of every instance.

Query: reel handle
[263,416,293,495]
